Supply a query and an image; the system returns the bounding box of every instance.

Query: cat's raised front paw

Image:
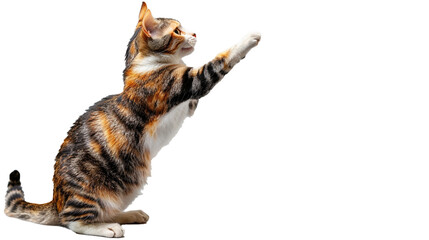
[237,32,261,57]
[243,32,262,50]
[229,32,261,67]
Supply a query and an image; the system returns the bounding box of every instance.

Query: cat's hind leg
[68,221,124,238]
[112,210,149,224]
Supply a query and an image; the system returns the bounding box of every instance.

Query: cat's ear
[137,2,148,24]
[137,2,161,39]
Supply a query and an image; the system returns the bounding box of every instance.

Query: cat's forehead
[156,18,181,29]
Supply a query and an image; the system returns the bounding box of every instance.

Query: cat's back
[54,93,148,188]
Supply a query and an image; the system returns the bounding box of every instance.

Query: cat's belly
[144,99,193,160]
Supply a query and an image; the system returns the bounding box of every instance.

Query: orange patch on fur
[216,49,231,69]
[217,49,231,59]
[171,66,188,79]
[98,112,127,157]
[116,103,132,117]
[74,194,97,205]
[53,189,66,213]
[145,118,158,136]
[90,139,102,155]
[124,72,142,89]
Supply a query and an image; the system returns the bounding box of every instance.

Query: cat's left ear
[137,2,161,39]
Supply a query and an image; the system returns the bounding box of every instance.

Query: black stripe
[57,143,74,158]
[182,67,194,94]
[78,152,109,184]
[61,209,98,218]
[6,193,23,207]
[164,75,176,93]
[21,202,37,211]
[168,67,193,107]
[120,95,149,125]
[99,148,126,190]
[163,35,173,52]
[207,62,220,84]
[65,200,95,209]
[61,209,99,222]
[6,185,22,194]
[66,180,84,192]
[65,170,86,183]
[89,147,126,191]
[74,193,98,204]
[220,69,229,76]
[125,27,141,68]
[197,68,208,95]
[64,171,86,192]
[86,122,126,190]
[66,215,97,222]
[110,105,143,144]
[11,200,23,212]
[8,180,21,187]
[18,214,30,220]
[118,150,144,180]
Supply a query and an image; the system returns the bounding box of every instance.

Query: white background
[0,0,428,239]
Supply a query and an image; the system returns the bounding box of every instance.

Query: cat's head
[125,2,197,66]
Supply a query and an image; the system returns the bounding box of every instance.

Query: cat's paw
[106,223,125,238]
[68,222,125,238]
[229,32,261,66]
[114,210,149,224]
[131,210,149,224]
[242,32,262,51]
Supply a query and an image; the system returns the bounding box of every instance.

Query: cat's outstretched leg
[68,222,125,238]
[166,32,261,107]
[112,210,149,224]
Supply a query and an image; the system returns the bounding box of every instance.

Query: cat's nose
[191,33,196,38]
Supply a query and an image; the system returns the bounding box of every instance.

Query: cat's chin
[181,46,194,52]
[180,46,194,55]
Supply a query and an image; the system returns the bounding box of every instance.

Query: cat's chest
[143,100,191,159]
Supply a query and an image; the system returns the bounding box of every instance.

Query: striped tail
[5,170,59,225]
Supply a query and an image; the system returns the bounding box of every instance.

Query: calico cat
[4,2,260,238]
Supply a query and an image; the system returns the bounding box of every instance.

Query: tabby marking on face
[5,2,260,238]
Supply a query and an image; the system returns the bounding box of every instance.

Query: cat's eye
[174,28,181,35]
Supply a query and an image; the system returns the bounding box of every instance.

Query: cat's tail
[5,170,60,225]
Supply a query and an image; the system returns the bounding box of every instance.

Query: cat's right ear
[137,2,148,24]
[137,2,160,39]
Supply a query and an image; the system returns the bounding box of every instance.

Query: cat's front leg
[227,33,262,68]
[166,33,261,107]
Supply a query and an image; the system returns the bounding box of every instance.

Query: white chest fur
[105,100,192,215]
[143,100,192,160]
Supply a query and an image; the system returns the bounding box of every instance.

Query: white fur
[132,54,182,73]
[228,32,261,67]
[144,99,192,159]
[68,222,124,238]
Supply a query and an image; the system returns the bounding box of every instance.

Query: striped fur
[5,170,59,225]
[5,2,260,238]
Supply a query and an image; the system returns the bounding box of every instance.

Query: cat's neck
[131,53,185,74]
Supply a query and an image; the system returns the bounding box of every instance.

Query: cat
[4,2,260,238]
